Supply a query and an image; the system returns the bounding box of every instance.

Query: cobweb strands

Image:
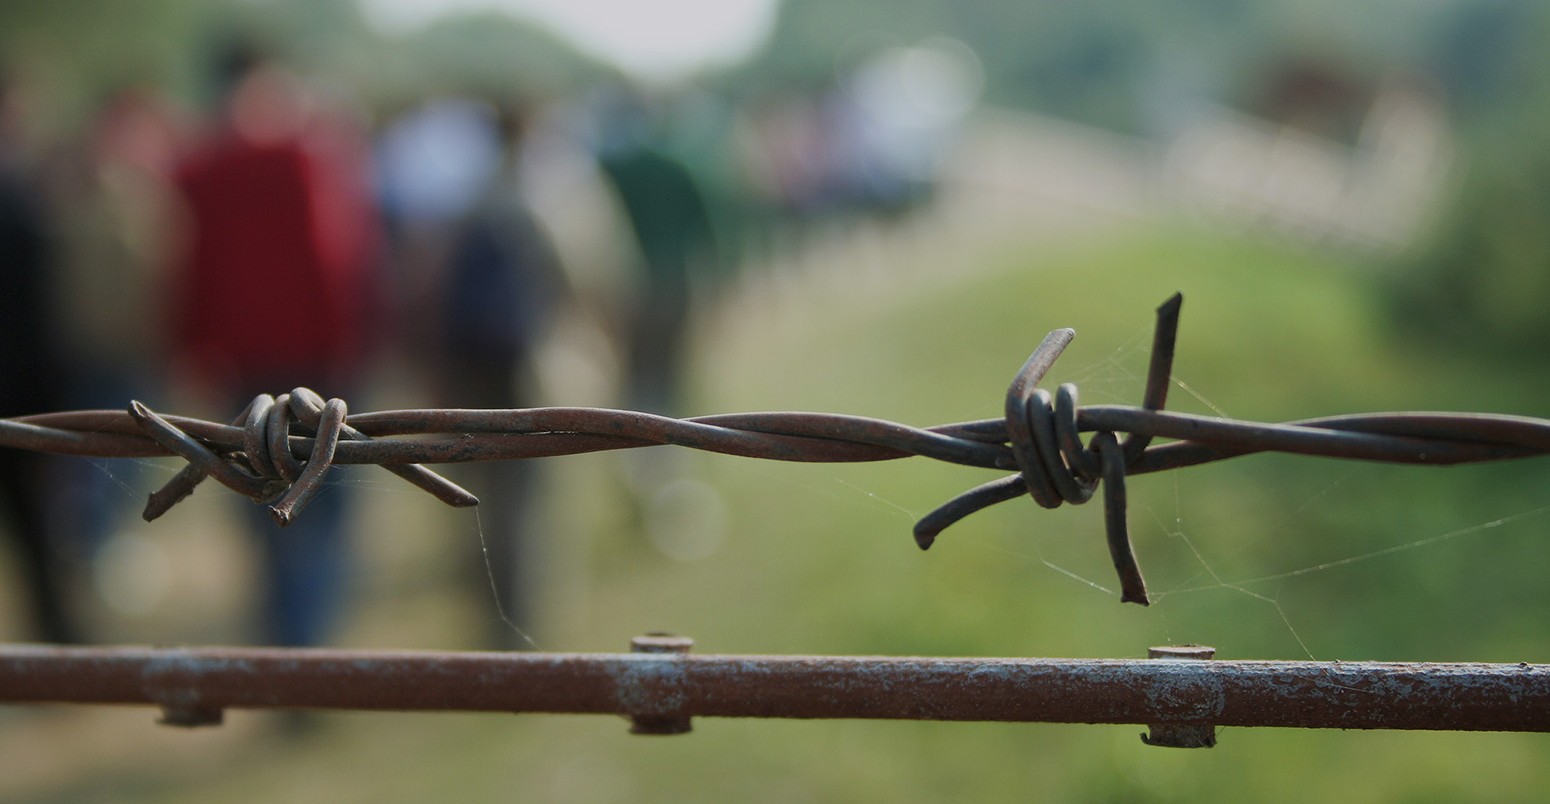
[5,293,1550,605]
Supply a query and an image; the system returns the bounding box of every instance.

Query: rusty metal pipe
[2,644,1547,734]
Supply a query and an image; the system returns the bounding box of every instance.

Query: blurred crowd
[0,36,976,650]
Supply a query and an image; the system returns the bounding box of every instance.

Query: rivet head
[631,633,694,655]
[1148,645,1215,661]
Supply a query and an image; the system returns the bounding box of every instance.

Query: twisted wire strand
[4,293,1548,605]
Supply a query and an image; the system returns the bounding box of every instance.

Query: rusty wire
[3,639,1548,740]
[4,292,1550,606]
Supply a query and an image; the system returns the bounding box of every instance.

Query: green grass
[24,225,1550,803]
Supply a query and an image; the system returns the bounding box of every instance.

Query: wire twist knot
[915,293,1182,604]
[130,388,477,526]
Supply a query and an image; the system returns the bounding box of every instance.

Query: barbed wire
[4,292,1549,606]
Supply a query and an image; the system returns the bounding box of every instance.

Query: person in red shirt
[168,42,379,647]
[172,54,375,394]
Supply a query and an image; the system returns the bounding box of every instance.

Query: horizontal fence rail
[2,639,1548,746]
[4,293,1550,604]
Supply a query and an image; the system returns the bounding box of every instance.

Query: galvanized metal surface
[2,642,1547,737]
[4,293,1550,604]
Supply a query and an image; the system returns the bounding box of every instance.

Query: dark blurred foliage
[735,0,1443,134]
[0,0,215,128]
[0,0,1528,132]
[353,12,614,110]
[738,0,1207,131]
[4,0,1549,353]
[1392,0,1550,357]
[0,0,1472,129]
[1396,146,1550,355]
[0,0,610,131]
[748,0,1550,360]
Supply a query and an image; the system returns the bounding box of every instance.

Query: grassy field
[7,223,1550,802]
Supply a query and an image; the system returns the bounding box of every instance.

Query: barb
[4,293,1550,605]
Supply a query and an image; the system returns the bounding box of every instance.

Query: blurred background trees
[7,0,1542,355]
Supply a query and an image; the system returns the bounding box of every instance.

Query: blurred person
[509,98,640,402]
[0,65,77,643]
[376,96,590,645]
[591,88,734,561]
[593,88,718,418]
[167,41,380,647]
[49,85,183,407]
[737,43,980,264]
[42,85,186,599]
[376,97,504,233]
[373,96,505,379]
[433,99,568,647]
[739,89,834,232]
